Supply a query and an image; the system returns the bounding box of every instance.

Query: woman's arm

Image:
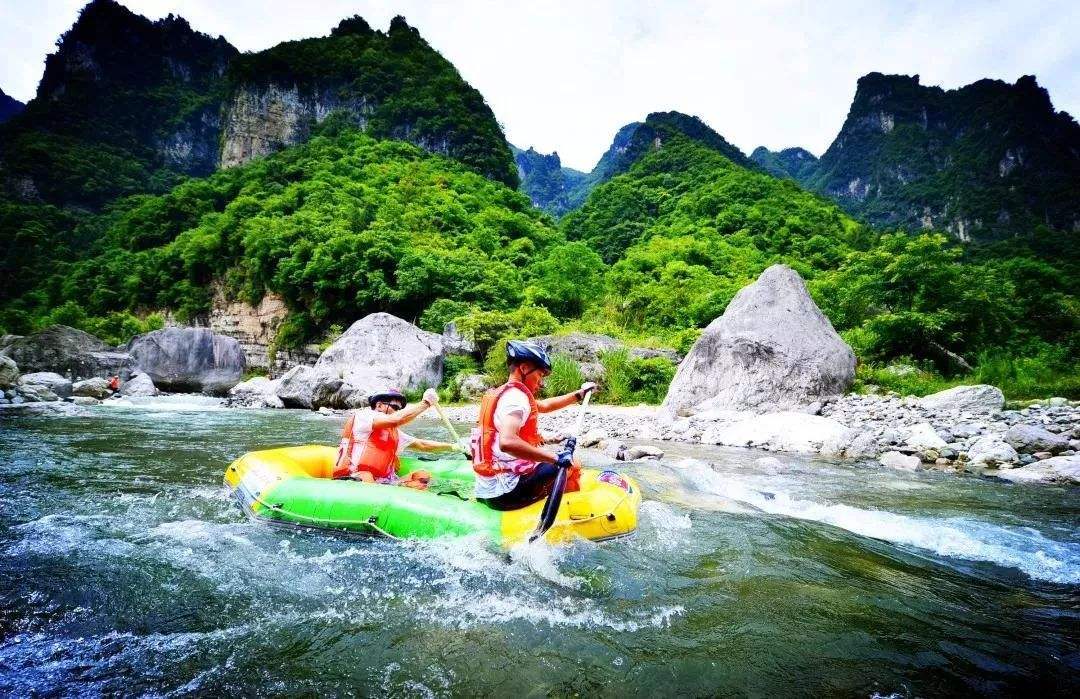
[370,389,440,429]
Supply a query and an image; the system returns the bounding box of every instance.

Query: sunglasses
[386,402,405,411]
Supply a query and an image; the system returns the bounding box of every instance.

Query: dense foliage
[563,136,1079,390]
[511,146,586,217]
[1,129,566,348]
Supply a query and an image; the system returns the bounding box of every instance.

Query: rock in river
[993,455,1080,485]
[663,265,855,415]
[699,411,853,455]
[1005,424,1069,455]
[72,377,112,399]
[0,325,133,380]
[18,371,72,398]
[118,372,159,397]
[127,327,245,395]
[0,355,18,388]
[315,313,443,397]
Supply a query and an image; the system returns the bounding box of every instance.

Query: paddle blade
[529,465,569,543]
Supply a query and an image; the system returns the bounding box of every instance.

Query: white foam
[99,395,227,412]
[682,463,1080,584]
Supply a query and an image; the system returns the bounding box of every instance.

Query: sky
[1,0,1077,171]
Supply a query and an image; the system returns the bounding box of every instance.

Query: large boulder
[118,372,159,397]
[127,327,245,395]
[275,365,344,409]
[19,372,73,398]
[315,313,443,397]
[13,382,60,403]
[72,377,112,399]
[0,355,18,388]
[967,436,1019,466]
[663,265,855,415]
[994,455,1080,485]
[228,376,284,408]
[0,325,133,380]
[917,385,1004,414]
[1005,424,1069,455]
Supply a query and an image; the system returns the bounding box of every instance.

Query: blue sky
[2,0,1077,170]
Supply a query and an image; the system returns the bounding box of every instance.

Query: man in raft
[334,387,458,489]
[471,340,596,509]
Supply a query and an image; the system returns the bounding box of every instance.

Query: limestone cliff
[207,288,317,373]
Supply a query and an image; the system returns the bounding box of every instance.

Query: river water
[1,397,1078,696]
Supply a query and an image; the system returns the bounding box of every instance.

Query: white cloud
[1,0,1077,170]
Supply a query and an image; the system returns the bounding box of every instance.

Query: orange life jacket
[473,381,542,477]
[334,412,400,480]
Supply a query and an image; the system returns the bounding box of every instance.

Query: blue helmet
[506,340,551,371]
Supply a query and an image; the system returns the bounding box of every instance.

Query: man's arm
[497,413,560,463]
[535,382,597,414]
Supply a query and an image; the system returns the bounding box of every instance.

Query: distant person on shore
[334,387,457,489]
[470,340,596,509]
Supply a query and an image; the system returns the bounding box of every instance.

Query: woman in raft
[333,387,458,489]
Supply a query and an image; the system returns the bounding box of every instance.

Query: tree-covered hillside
[0,124,564,348]
[800,73,1080,241]
[0,89,25,124]
[564,136,1078,375]
[750,146,819,181]
[511,145,586,217]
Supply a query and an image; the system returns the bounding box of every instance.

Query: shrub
[419,299,474,333]
[597,348,676,404]
[544,353,584,398]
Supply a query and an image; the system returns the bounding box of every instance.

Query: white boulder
[663,265,855,415]
[967,436,1019,466]
[904,423,947,451]
[118,372,159,397]
[994,455,1080,485]
[698,411,853,454]
[880,451,921,471]
[917,385,1004,414]
[315,313,443,397]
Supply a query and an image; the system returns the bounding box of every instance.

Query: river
[2,397,1078,696]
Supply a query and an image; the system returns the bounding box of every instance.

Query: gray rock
[127,327,245,395]
[1005,424,1070,455]
[624,445,665,461]
[315,313,443,397]
[994,454,1080,485]
[951,424,982,439]
[1048,397,1068,407]
[19,371,72,398]
[14,383,60,402]
[456,373,491,399]
[228,376,283,408]
[275,365,341,409]
[917,385,1004,414]
[601,439,627,460]
[118,372,159,397]
[72,396,101,407]
[579,428,607,448]
[663,265,855,415]
[441,321,475,356]
[0,355,18,388]
[843,431,880,459]
[880,451,921,470]
[967,436,1019,466]
[72,377,112,399]
[0,325,133,380]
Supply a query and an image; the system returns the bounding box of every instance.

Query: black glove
[555,437,577,469]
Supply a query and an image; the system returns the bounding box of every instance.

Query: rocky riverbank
[439,386,1080,485]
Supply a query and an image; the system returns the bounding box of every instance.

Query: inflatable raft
[224,445,640,546]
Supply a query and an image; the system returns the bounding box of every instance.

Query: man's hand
[422,388,439,405]
[576,382,597,401]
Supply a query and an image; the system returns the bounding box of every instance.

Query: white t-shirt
[475,387,538,499]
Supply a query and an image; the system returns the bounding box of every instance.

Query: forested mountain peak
[804,71,1080,241]
[750,146,819,180]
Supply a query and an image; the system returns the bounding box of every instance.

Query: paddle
[432,402,468,455]
[529,389,592,543]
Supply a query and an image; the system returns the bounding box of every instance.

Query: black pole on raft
[529,391,591,543]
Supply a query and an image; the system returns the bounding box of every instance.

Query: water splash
[678,462,1080,584]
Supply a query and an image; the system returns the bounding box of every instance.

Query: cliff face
[511,145,585,217]
[803,73,1080,241]
[218,15,517,186]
